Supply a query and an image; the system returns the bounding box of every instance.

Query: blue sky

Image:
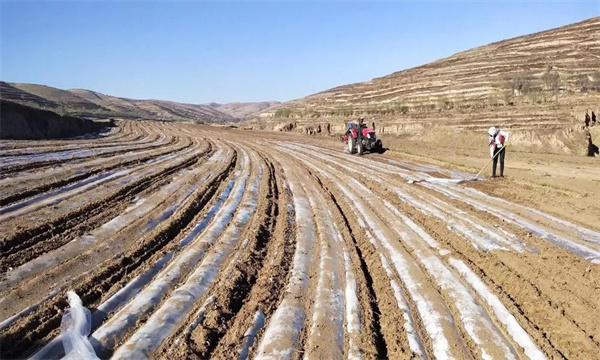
[1,1,598,104]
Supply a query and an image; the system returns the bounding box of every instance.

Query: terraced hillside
[11,83,109,111]
[0,82,59,109]
[1,121,599,360]
[70,89,239,123]
[0,82,237,123]
[256,17,600,153]
[208,101,281,119]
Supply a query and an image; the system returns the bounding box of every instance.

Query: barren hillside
[0,82,59,109]
[67,88,142,115]
[10,83,107,111]
[69,89,238,123]
[255,17,600,154]
[209,101,281,119]
[0,82,237,124]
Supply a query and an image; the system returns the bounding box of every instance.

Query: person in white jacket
[488,126,509,177]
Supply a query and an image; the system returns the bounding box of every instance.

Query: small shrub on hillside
[592,70,600,91]
[437,97,454,110]
[487,94,499,107]
[413,102,425,112]
[275,108,293,118]
[340,107,354,116]
[505,72,533,96]
[453,96,466,109]
[575,74,591,92]
[503,91,514,106]
[542,66,561,102]
[526,90,547,104]
[398,104,409,114]
[414,102,436,112]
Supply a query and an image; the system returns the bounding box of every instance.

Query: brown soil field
[1,120,599,360]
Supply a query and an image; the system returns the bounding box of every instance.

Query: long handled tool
[474,143,509,179]
[407,144,509,185]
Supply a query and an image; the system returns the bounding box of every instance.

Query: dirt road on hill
[1,121,599,360]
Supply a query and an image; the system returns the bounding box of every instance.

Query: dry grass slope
[0,82,59,109]
[256,17,600,154]
[10,83,107,111]
[209,101,281,119]
[0,83,237,124]
[282,17,599,113]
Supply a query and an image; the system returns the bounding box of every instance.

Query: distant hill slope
[253,17,599,154]
[11,83,107,111]
[272,17,599,114]
[209,101,281,119]
[68,89,144,116]
[257,17,599,128]
[68,88,237,123]
[0,82,237,123]
[0,82,59,109]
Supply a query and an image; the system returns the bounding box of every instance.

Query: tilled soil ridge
[1,121,599,360]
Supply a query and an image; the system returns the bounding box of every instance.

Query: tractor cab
[343,117,383,155]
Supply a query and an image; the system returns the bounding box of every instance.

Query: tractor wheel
[357,139,364,155]
[375,140,383,153]
[348,136,356,154]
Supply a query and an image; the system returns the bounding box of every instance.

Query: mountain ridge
[244,16,599,156]
[0,82,278,123]
[264,17,600,111]
[253,16,598,133]
[208,101,281,119]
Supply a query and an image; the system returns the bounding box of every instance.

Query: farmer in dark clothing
[585,111,591,127]
[488,126,509,177]
[587,133,599,157]
[592,111,597,126]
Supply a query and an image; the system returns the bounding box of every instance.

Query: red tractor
[342,118,383,155]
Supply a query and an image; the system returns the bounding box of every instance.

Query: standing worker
[585,110,591,127]
[488,126,509,178]
[592,111,596,126]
